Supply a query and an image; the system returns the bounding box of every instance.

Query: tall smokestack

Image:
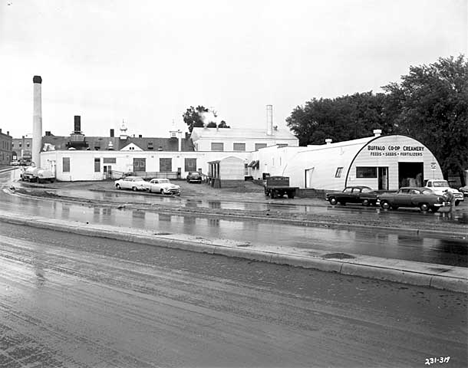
[266,105,273,136]
[32,75,42,167]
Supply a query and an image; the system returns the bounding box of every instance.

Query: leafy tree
[382,55,468,184]
[218,120,230,128]
[182,106,230,131]
[286,92,391,146]
[182,106,209,132]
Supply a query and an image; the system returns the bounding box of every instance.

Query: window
[233,143,246,151]
[133,158,146,172]
[211,142,224,151]
[335,167,343,178]
[63,157,70,172]
[185,158,197,172]
[103,157,116,164]
[147,142,154,150]
[94,158,100,172]
[160,158,172,172]
[277,144,288,148]
[255,143,267,151]
[356,167,377,178]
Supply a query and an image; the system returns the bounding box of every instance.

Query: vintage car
[186,172,202,183]
[326,186,378,206]
[459,185,468,197]
[114,176,147,191]
[143,178,181,195]
[378,187,447,212]
[424,179,464,205]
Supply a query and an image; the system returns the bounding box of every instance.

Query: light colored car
[115,176,147,191]
[143,178,181,195]
[425,179,464,205]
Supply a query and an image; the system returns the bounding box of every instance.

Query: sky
[0,0,466,139]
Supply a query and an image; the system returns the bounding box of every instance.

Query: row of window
[63,157,198,173]
[211,142,273,152]
[12,142,30,149]
[1,140,12,150]
[334,167,379,178]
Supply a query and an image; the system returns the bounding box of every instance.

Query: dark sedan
[326,186,378,206]
[378,187,447,212]
[186,172,202,183]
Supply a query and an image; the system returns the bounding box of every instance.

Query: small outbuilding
[208,156,246,188]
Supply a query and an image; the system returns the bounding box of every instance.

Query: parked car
[186,172,202,183]
[424,179,464,206]
[10,160,19,166]
[115,176,147,191]
[143,178,181,195]
[460,185,468,197]
[326,186,378,206]
[378,187,447,212]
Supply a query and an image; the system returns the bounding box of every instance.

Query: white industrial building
[249,130,444,191]
[30,76,445,190]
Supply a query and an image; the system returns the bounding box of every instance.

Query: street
[0,222,467,368]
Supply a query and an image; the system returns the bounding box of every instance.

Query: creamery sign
[367,144,425,157]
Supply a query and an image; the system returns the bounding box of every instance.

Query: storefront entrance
[399,162,424,188]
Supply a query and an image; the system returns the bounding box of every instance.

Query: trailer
[263,176,298,199]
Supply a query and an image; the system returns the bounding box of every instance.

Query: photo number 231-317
[425,357,450,365]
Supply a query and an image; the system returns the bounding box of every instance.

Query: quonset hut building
[250,130,444,191]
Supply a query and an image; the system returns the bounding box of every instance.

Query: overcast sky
[0,0,466,138]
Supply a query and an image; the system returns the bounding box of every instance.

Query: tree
[218,120,230,128]
[286,92,391,146]
[182,106,209,132]
[382,55,468,185]
[182,106,230,131]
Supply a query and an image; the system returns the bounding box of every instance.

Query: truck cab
[424,179,464,205]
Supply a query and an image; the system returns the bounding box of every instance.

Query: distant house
[0,128,12,165]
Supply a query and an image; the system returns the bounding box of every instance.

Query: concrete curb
[1,211,467,294]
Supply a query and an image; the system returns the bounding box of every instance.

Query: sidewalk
[0,209,466,294]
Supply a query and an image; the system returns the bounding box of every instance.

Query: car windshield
[432,180,449,187]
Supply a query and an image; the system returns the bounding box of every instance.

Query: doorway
[305,168,314,188]
[378,167,388,190]
[398,162,424,188]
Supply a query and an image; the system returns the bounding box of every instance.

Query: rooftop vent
[373,129,382,137]
[325,139,332,145]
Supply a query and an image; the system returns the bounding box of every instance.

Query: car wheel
[431,207,440,212]
[381,201,390,210]
[116,184,121,189]
[132,186,137,191]
[329,197,337,205]
[391,206,399,210]
[455,201,461,206]
[420,203,429,212]
[160,189,164,194]
[362,199,370,206]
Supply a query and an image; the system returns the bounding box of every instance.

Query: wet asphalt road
[1,222,467,368]
[1,168,467,267]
